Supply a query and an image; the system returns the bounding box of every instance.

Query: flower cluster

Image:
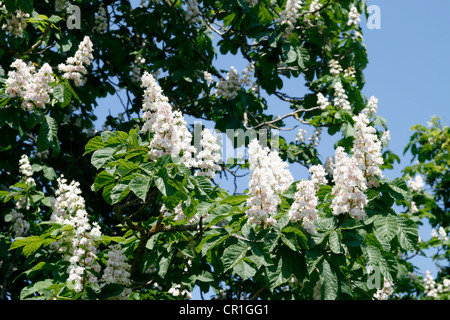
[316,93,329,110]
[407,175,425,192]
[431,226,448,242]
[101,244,132,299]
[94,4,108,34]
[131,54,146,83]
[421,271,450,299]
[51,176,102,293]
[277,0,303,36]
[308,0,322,16]
[195,128,222,179]
[1,4,29,37]
[295,128,307,143]
[55,0,71,12]
[10,209,30,237]
[308,127,322,147]
[331,147,368,220]
[363,96,379,116]
[333,82,351,111]
[215,66,242,99]
[140,71,197,167]
[373,279,394,300]
[351,113,384,188]
[185,0,201,24]
[215,64,257,99]
[288,165,327,234]
[329,59,343,76]
[168,284,192,299]
[381,130,391,146]
[5,60,55,111]
[58,36,94,87]
[246,139,293,226]
[347,4,361,27]
[344,66,356,79]
[19,154,35,187]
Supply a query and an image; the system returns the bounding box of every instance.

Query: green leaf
[20,279,55,300]
[10,236,54,257]
[363,244,381,268]
[84,136,106,155]
[319,258,338,300]
[373,214,398,243]
[222,241,249,271]
[194,270,215,283]
[154,168,178,197]
[110,183,130,204]
[91,147,117,170]
[384,178,410,201]
[37,116,60,155]
[395,216,419,251]
[98,283,124,300]
[233,260,256,280]
[93,170,115,192]
[158,248,172,277]
[53,83,72,108]
[220,194,248,206]
[329,230,343,254]
[129,175,152,202]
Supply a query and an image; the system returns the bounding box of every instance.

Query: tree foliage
[0,0,445,301]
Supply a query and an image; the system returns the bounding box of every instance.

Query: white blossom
[5,60,55,110]
[423,271,438,299]
[10,209,30,237]
[94,4,108,33]
[18,154,35,186]
[185,0,201,24]
[344,67,356,78]
[51,176,101,293]
[363,96,379,116]
[195,128,222,179]
[308,0,322,16]
[373,279,394,300]
[100,244,132,299]
[410,201,419,214]
[58,36,94,87]
[381,130,391,146]
[295,128,307,143]
[168,284,192,299]
[277,0,303,36]
[407,175,425,192]
[351,113,384,188]
[1,5,29,37]
[347,4,361,27]
[216,66,242,99]
[331,147,368,220]
[309,164,328,191]
[329,59,343,76]
[309,127,322,147]
[317,93,329,110]
[333,82,351,111]
[246,139,293,226]
[140,72,196,167]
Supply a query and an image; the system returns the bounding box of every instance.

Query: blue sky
[94,0,449,298]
